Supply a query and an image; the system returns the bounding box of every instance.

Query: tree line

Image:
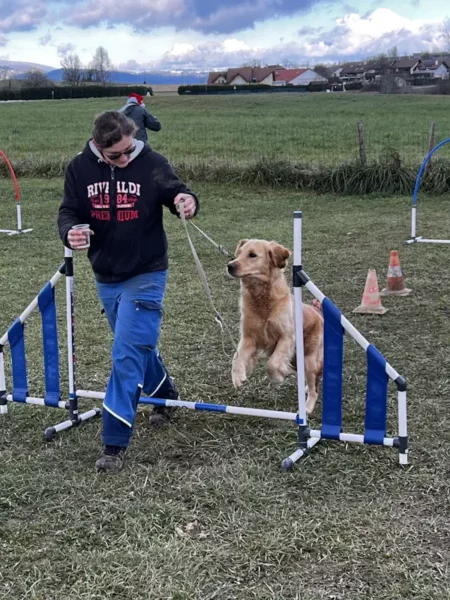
[2,46,115,88]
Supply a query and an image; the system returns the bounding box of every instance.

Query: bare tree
[22,69,52,87]
[0,66,10,81]
[81,67,96,83]
[313,63,330,78]
[91,46,114,84]
[61,53,83,86]
[442,17,450,51]
[240,59,265,68]
[388,46,399,59]
[372,53,391,74]
[281,58,299,68]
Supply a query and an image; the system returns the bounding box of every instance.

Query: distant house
[338,63,367,82]
[363,60,386,82]
[412,59,449,79]
[330,66,343,79]
[330,62,376,83]
[212,54,450,92]
[207,71,227,84]
[207,66,279,86]
[390,58,420,77]
[273,68,328,86]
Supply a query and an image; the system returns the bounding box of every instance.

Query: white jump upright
[407,137,450,245]
[282,211,408,468]
[1,215,408,469]
[0,150,33,236]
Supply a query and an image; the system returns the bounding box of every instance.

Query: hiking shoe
[149,405,178,427]
[95,447,127,474]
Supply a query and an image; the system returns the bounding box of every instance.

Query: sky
[0,0,449,72]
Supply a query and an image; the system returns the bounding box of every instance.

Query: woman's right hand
[67,228,94,250]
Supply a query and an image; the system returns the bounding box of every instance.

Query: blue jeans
[96,270,178,447]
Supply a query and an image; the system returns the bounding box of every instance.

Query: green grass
[0,179,449,599]
[1,93,450,170]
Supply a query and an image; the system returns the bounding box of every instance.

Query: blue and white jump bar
[0,251,100,436]
[407,137,450,245]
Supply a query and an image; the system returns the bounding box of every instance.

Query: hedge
[178,84,272,95]
[410,77,439,87]
[178,82,337,95]
[0,85,153,102]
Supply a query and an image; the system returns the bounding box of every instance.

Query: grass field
[0,167,449,599]
[1,93,450,171]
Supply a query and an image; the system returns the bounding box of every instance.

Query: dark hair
[92,110,136,149]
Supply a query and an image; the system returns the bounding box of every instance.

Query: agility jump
[0,151,33,236]
[0,211,408,469]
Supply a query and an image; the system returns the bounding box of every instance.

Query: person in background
[119,92,161,143]
[58,110,199,474]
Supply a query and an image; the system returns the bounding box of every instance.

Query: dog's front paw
[232,370,247,389]
[306,394,318,415]
[267,366,287,384]
[267,360,291,384]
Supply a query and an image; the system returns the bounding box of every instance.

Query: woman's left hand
[174,193,197,219]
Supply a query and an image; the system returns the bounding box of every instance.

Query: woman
[58,110,198,474]
[119,92,161,143]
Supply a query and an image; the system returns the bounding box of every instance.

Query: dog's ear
[312,299,322,313]
[234,239,248,256]
[269,242,291,269]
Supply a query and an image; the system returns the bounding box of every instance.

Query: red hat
[129,92,144,104]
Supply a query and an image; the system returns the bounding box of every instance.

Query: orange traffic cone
[353,269,388,315]
[381,250,411,296]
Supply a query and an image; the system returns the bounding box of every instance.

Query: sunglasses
[102,145,135,161]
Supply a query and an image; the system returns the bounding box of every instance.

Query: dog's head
[227,239,291,281]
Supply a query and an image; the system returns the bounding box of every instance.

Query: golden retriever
[227,239,323,415]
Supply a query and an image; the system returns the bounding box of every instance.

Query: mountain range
[0,60,208,85]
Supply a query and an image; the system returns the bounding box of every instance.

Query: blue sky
[0,0,449,71]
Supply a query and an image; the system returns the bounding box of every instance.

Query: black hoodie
[58,140,199,283]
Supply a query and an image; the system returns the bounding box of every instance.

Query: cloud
[39,31,53,46]
[119,38,309,71]
[298,25,323,36]
[0,0,47,33]
[0,34,8,47]
[65,0,331,34]
[116,9,448,71]
[118,59,144,72]
[132,39,261,70]
[306,9,444,57]
[342,4,358,13]
[57,43,77,58]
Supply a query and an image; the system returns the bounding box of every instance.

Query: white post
[0,353,5,392]
[293,211,307,426]
[398,390,408,466]
[411,206,417,240]
[16,202,23,232]
[65,247,77,416]
[0,350,7,415]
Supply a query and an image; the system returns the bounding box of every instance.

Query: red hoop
[0,150,21,202]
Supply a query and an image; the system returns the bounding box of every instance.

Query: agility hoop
[406,138,450,245]
[0,151,33,236]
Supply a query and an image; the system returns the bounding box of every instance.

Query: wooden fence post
[357,121,367,166]
[424,121,436,177]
